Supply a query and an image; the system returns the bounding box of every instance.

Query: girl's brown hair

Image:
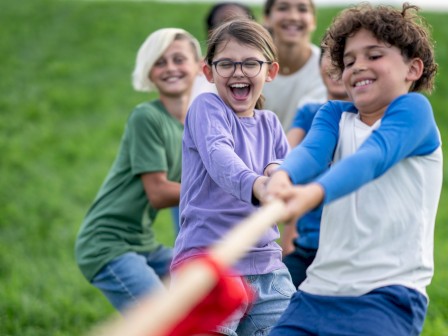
[205,19,278,109]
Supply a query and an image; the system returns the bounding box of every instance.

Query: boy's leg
[143,245,173,279]
[170,206,180,234]
[91,250,170,312]
[270,285,428,336]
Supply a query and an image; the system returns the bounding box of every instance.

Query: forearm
[141,173,181,209]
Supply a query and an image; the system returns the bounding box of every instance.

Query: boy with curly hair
[267,3,442,335]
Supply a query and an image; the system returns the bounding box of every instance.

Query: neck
[159,94,190,124]
[277,43,312,75]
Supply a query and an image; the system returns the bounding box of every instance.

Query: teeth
[355,80,373,87]
[231,83,249,88]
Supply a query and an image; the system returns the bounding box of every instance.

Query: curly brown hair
[323,2,437,93]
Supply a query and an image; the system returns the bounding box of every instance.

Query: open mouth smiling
[230,83,250,99]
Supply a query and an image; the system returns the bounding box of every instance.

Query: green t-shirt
[75,100,183,281]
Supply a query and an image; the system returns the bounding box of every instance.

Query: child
[262,0,327,130]
[267,3,441,335]
[281,45,349,287]
[75,28,202,312]
[171,19,296,335]
[205,1,255,36]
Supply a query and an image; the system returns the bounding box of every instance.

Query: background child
[267,3,441,335]
[171,19,295,335]
[281,45,349,287]
[262,0,327,130]
[205,1,255,36]
[75,28,202,312]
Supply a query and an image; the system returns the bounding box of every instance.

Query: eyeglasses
[211,60,273,78]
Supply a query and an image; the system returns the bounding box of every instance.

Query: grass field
[1,1,447,335]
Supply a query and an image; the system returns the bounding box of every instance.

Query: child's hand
[265,170,292,199]
[266,171,324,221]
[263,163,280,177]
[252,176,268,203]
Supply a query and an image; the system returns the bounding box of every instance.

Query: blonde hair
[132,28,202,92]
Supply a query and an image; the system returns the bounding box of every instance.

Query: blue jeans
[217,268,295,336]
[91,246,173,312]
[171,206,180,234]
[270,285,427,336]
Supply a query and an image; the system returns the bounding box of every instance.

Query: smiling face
[203,37,278,117]
[320,50,348,101]
[149,39,200,98]
[341,28,422,125]
[264,0,316,47]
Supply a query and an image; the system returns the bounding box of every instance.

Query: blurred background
[1,1,447,335]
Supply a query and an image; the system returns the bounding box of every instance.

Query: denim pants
[270,285,427,336]
[217,268,296,336]
[91,246,173,312]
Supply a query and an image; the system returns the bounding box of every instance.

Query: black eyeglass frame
[211,60,273,78]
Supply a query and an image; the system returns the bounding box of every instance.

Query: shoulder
[257,108,283,128]
[384,93,433,121]
[130,100,165,122]
[310,44,321,58]
[301,102,325,114]
[389,92,430,109]
[189,92,225,114]
[323,100,358,114]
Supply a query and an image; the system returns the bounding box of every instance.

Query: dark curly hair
[323,2,437,93]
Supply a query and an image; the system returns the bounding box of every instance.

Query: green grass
[1,1,447,335]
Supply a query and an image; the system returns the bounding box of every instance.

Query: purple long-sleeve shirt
[171,93,290,275]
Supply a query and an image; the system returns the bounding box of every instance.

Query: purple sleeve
[185,94,259,203]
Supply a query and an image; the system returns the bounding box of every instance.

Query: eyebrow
[343,44,386,58]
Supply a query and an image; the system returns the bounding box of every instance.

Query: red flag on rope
[164,255,255,336]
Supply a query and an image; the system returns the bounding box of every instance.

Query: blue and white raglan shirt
[281,93,443,297]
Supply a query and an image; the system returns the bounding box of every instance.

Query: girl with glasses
[171,19,295,336]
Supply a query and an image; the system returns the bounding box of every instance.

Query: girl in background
[262,0,327,130]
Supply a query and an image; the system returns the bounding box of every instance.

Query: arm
[281,101,352,184]
[280,220,298,257]
[317,93,440,203]
[141,172,180,209]
[286,103,321,148]
[266,170,325,222]
[286,128,306,148]
[186,95,259,204]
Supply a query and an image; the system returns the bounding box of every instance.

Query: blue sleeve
[317,93,440,203]
[289,103,322,133]
[281,100,356,184]
[186,94,258,203]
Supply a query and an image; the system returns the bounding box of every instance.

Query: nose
[233,62,245,77]
[166,60,177,71]
[285,7,301,20]
[352,61,367,74]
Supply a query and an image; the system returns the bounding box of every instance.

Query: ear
[406,58,424,82]
[266,62,279,82]
[202,62,214,83]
